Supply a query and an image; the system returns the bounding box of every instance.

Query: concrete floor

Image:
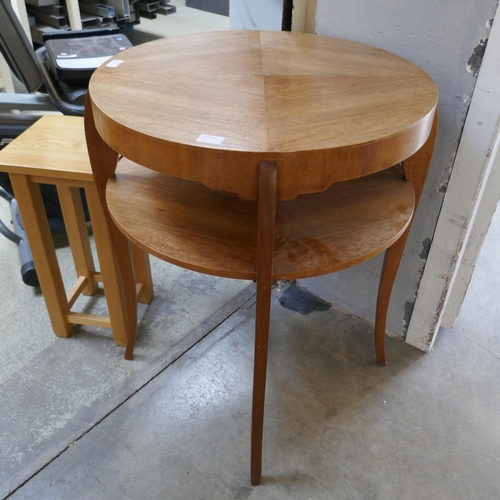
[2,7,500,499]
[127,0,229,45]
[2,184,500,498]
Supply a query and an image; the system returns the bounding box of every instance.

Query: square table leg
[84,181,129,347]
[251,162,277,486]
[9,173,73,338]
[129,241,154,304]
[57,184,99,296]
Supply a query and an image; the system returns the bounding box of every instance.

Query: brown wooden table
[84,30,438,485]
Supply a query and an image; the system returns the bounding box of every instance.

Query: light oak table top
[0,116,92,180]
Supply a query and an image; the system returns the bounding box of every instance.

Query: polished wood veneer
[107,160,414,280]
[89,31,438,201]
[85,30,438,486]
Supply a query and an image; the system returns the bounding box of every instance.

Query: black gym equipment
[0,0,131,285]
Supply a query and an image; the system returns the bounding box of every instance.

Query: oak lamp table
[84,31,438,485]
[0,115,153,346]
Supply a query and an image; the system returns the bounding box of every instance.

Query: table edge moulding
[84,30,439,486]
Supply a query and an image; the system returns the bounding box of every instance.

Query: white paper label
[106,59,124,68]
[196,134,225,145]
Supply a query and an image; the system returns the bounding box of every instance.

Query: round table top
[89,30,438,200]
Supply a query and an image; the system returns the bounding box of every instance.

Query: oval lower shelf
[106,159,415,281]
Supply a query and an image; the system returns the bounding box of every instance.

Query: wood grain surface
[85,31,439,482]
[106,159,415,281]
[375,110,439,366]
[251,162,277,486]
[0,113,153,349]
[89,31,438,200]
[0,115,93,180]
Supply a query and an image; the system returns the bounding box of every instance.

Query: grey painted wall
[300,0,498,337]
[302,0,497,335]
[229,0,283,30]
[228,0,498,337]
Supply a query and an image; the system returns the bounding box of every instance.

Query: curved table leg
[84,92,138,360]
[251,162,277,486]
[375,110,438,366]
[375,228,411,366]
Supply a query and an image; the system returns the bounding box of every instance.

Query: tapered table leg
[251,162,277,486]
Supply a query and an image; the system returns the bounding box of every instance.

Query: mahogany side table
[84,31,438,485]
